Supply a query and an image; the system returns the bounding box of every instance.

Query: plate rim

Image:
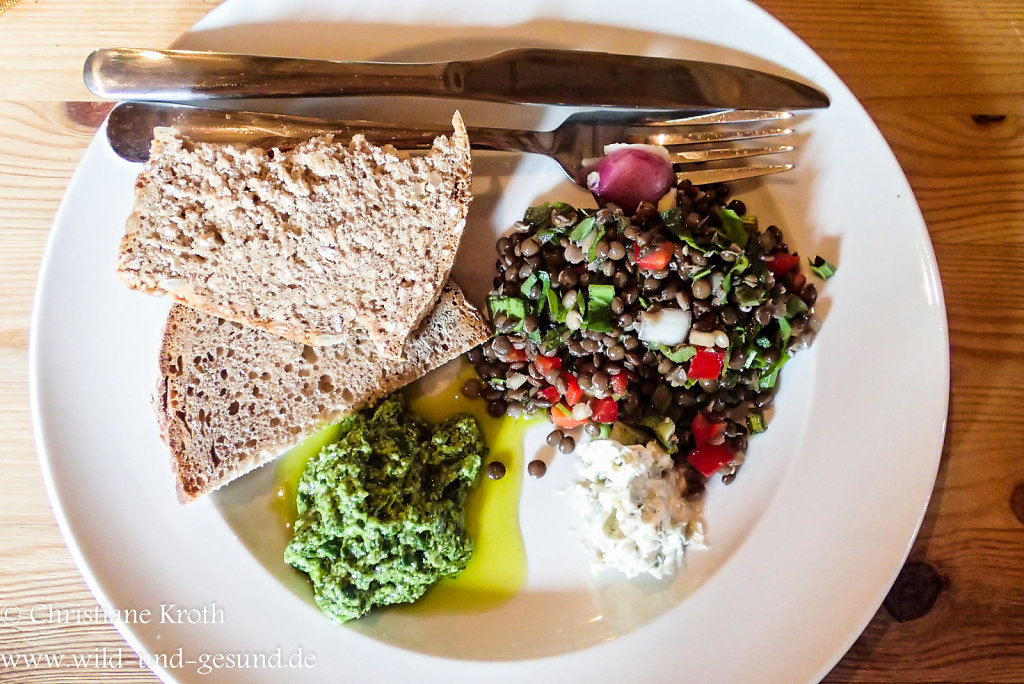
[28,1,950,682]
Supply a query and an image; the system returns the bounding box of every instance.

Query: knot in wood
[970,114,1006,125]
[1010,483,1024,525]
[883,561,943,623]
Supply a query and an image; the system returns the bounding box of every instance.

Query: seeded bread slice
[119,112,472,357]
[155,281,489,503]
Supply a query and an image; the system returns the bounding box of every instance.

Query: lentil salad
[466,176,834,492]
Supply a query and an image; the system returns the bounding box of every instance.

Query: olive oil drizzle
[272,361,530,614]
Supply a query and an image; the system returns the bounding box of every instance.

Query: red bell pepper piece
[688,347,725,379]
[536,386,561,404]
[563,373,583,406]
[609,372,628,399]
[687,444,734,477]
[634,241,674,271]
[589,397,619,423]
[503,347,528,363]
[691,413,726,447]
[550,403,587,429]
[765,251,800,276]
[534,354,562,375]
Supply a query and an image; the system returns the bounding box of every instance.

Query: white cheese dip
[571,439,704,579]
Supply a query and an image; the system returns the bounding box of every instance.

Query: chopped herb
[721,345,732,374]
[520,273,539,299]
[574,288,587,317]
[734,283,764,307]
[534,226,562,244]
[690,266,714,281]
[641,416,679,453]
[653,343,697,363]
[732,320,762,346]
[663,208,716,253]
[537,270,551,298]
[785,295,808,317]
[777,317,793,346]
[523,202,579,242]
[546,286,567,322]
[586,224,608,261]
[486,295,527,331]
[550,201,576,216]
[588,283,615,306]
[721,253,750,293]
[746,411,767,434]
[758,353,791,389]
[809,255,838,279]
[661,208,683,234]
[568,216,597,243]
[520,271,551,310]
[523,204,552,227]
[585,283,616,333]
[684,235,710,253]
[716,207,749,248]
[542,325,571,352]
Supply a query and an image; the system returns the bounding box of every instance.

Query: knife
[84,47,829,110]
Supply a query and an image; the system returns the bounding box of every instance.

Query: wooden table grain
[1,1,1021,682]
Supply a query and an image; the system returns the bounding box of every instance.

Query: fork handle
[106,102,547,163]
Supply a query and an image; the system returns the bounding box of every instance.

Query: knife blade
[84,47,829,110]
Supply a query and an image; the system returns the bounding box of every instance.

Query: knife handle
[83,48,453,101]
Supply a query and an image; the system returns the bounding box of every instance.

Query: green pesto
[283,394,485,623]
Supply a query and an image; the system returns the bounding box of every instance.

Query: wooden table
[1,1,1021,681]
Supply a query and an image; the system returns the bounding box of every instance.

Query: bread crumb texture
[155,282,489,503]
[119,113,472,357]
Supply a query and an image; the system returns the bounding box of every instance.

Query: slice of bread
[155,281,489,503]
[118,112,472,358]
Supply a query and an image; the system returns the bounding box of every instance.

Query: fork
[106,102,796,186]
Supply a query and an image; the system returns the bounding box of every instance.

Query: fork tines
[669,144,795,164]
[625,109,798,179]
[635,109,795,126]
[634,126,794,146]
[680,164,794,185]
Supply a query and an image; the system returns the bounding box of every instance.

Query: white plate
[30,0,949,682]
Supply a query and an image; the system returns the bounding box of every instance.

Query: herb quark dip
[284,394,486,623]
